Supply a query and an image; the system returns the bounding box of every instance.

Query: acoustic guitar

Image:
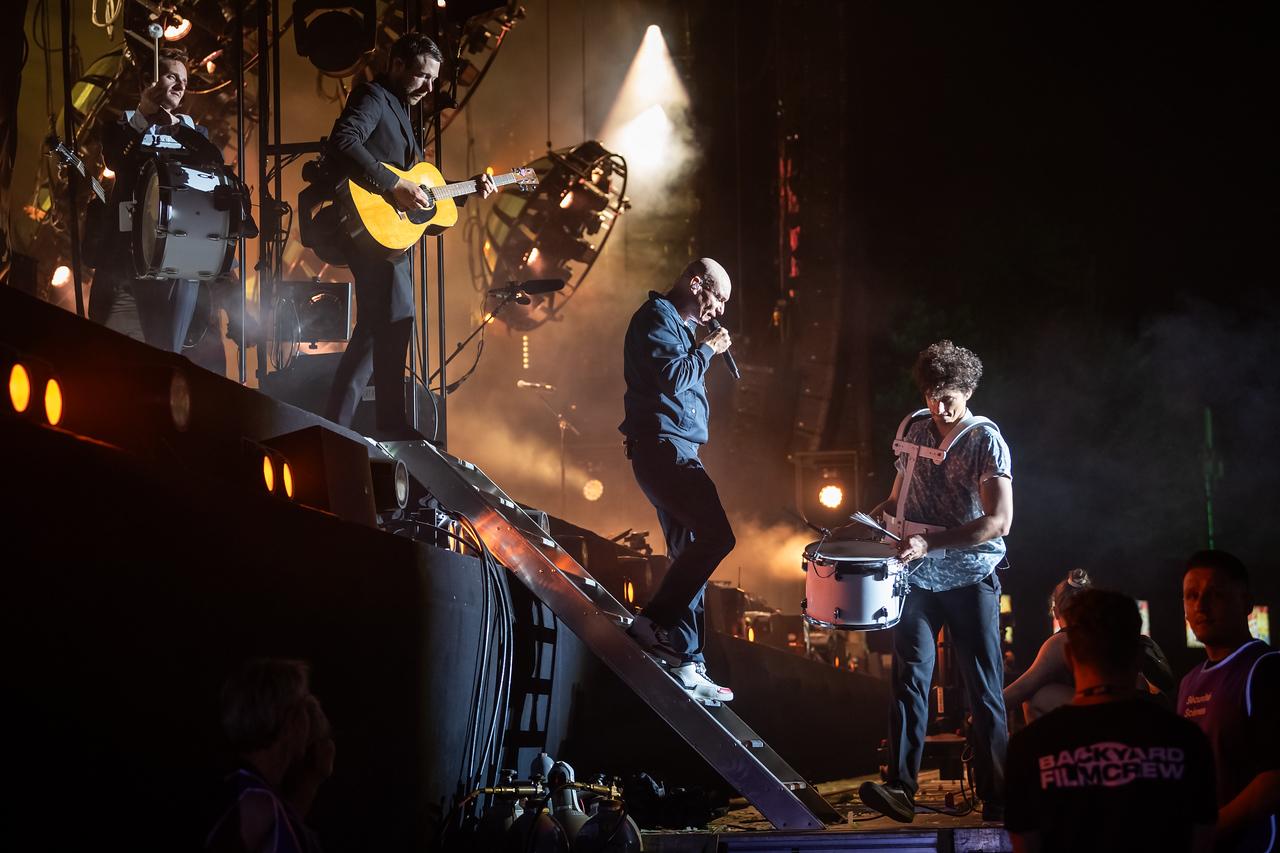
[343,162,537,256]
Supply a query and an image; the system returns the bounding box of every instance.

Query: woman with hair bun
[1005,568,1174,723]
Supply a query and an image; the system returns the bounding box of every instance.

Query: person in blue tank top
[1179,550,1280,853]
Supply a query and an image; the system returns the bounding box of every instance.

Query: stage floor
[644,770,1012,852]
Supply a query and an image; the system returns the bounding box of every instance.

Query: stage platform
[645,771,1011,852]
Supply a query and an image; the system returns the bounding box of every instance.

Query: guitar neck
[52,141,106,203]
[87,175,106,204]
[430,171,523,201]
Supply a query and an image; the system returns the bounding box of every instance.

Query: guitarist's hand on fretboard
[474,173,497,199]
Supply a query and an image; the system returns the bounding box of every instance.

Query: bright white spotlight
[582,479,604,502]
[51,265,71,288]
[818,484,844,509]
[609,104,673,173]
[600,23,690,185]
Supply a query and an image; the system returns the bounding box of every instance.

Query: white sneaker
[670,662,734,703]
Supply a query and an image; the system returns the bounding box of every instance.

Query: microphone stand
[426,289,523,387]
[533,393,579,516]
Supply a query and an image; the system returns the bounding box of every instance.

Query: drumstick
[147,24,163,84]
[849,511,902,542]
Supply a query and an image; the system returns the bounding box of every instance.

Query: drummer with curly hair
[857,339,1014,824]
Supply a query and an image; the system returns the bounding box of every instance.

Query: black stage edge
[1,288,890,850]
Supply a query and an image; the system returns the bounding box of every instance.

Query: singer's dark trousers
[325,248,415,432]
[629,436,736,664]
[888,573,1007,806]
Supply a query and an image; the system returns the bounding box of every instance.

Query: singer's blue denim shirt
[619,291,714,452]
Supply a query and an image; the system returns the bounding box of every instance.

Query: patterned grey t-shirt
[894,415,1012,592]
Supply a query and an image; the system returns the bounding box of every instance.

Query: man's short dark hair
[157,46,189,65]
[391,31,443,65]
[1062,589,1141,672]
[1185,549,1249,590]
[219,658,312,753]
[911,339,983,395]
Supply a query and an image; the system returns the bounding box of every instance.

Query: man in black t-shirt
[1005,589,1216,853]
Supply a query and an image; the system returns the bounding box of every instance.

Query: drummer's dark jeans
[888,573,1007,807]
[628,437,736,664]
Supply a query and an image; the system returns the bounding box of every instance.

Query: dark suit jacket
[325,76,422,323]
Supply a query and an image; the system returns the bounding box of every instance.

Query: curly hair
[911,339,983,395]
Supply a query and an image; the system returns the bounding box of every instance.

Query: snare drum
[133,158,241,281]
[802,540,910,630]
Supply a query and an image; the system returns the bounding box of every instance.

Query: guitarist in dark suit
[89,47,221,353]
[322,31,493,436]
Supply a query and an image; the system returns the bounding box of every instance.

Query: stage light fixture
[292,0,377,77]
[818,484,844,509]
[51,265,71,288]
[369,458,410,512]
[44,378,64,426]
[793,450,862,526]
[101,167,115,180]
[242,440,293,500]
[748,625,755,643]
[478,141,628,332]
[582,478,604,501]
[9,363,32,413]
[624,580,635,604]
[163,16,191,41]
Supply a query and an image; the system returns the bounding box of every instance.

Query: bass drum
[134,158,241,281]
[802,539,910,630]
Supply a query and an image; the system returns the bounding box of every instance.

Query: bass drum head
[805,539,899,562]
[133,160,163,275]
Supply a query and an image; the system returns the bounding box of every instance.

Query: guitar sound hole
[406,202,436,225]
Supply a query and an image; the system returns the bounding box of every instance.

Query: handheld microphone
[516,379,556,392]
[707,319,740,381]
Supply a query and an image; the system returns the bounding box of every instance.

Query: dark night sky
[688,1,1278,670]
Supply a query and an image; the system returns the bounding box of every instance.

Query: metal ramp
[383,440,841,831]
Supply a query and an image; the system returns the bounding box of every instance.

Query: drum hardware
[802,539,911,631]
[133,157,244,281]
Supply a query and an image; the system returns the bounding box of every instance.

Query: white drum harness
[883,408,1003,557]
